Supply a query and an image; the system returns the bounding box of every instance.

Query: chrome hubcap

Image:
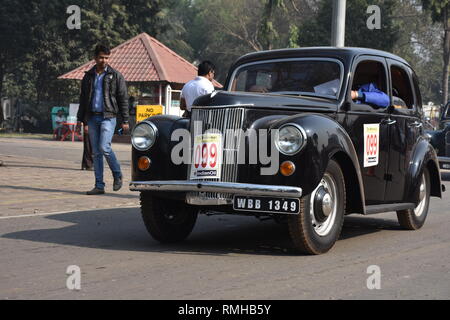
[310,174,338,237]
[414,174,427,217]
[322,194,333,217]
[419,181,425,202]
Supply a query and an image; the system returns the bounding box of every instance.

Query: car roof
[232,47,410,68]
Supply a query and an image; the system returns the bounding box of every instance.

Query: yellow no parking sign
[136,105,163,122]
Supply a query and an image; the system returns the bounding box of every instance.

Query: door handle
[382,119,397,125]
[408,121,423,128]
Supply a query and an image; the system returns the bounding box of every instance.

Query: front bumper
[438,156,450,170]
[129,180,303,198]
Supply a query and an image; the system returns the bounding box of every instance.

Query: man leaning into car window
[180,61,216,117]
[351,83,390,108]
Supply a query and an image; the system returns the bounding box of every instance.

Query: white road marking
[0,206,139,220]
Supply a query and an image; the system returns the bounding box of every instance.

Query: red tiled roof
[58,33,222,87]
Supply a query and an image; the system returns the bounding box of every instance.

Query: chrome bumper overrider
[129,181,302,198]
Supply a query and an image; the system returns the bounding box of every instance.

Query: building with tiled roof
[59,33,221,119]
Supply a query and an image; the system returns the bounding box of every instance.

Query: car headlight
[275,124,306,155]
[132,122,157,151]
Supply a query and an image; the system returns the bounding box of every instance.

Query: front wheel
[396,168,430,230]
[288,159,346,255]
[140,193,198,243]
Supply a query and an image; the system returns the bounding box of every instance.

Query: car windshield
[229,59,343,99]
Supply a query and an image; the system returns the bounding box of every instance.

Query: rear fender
[405,137,442,203]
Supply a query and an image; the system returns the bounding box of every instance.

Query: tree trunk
[442,5,450,109]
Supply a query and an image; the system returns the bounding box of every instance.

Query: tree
[422,0,450,105]
[259,0,286,50]
[186,0,315,82]
[391,0,443,104]
[0,0,34,124]
[0,0,188,130]
[186,0,266,80]
[154,0,195,60]
[299,0,399,51]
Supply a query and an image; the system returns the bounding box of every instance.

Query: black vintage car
[130,47,443,255]
[428,101,450,170]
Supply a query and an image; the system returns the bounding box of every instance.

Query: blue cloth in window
[357,83,390,108]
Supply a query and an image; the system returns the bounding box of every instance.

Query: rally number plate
[233,196,300,214]
[190,133,222,180]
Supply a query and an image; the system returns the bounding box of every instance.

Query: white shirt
[55,115,66,127]
[181,76,215,111]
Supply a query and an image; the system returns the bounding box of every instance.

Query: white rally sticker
[190,133,222,180]
[364,123,380,167]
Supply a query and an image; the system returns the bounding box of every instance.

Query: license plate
[442,163,450,170]
[190,133,222,180]
[233,195,300,214]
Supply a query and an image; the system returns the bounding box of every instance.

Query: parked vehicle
[427,101,450,170]
[130,47,443,254]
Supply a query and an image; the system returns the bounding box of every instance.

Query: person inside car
[351,82,390,108]
[313,66,340,96]
[392,87,407,109]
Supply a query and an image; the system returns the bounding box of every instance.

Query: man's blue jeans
[88,115,122,189]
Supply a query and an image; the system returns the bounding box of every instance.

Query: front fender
[246,113,366,214]
[131,115,189,182]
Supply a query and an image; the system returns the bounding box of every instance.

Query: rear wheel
[140,192,198,243]
[396,168,430,230]
[288,159,346,255]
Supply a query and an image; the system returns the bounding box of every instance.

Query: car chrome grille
[186,107,245,205]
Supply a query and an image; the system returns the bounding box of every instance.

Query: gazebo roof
[58,33,222,87]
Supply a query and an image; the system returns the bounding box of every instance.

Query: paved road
[0,138,137,217]
[1,138,449,299]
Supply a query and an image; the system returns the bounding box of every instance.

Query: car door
[344,56,391,205]
[384,60,421,203]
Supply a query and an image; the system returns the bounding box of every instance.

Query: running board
[365,203,415,215]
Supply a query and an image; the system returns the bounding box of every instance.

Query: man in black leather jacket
[77,44,129,195]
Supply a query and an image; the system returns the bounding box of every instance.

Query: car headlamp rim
[131,121,158,151]
[275,123,307,156]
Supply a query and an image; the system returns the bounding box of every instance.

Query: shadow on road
[1,207,403,257]
[0,185,137,199]
[340,215,402,240]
